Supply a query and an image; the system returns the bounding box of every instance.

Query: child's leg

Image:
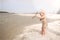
[41,27,45,35]
[41,23,46,35]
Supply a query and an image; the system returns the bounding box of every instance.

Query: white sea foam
[13,21,60,40]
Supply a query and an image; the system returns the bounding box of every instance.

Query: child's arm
[32,16,36,19]
[32,12,38,19]
[40,16,45,19]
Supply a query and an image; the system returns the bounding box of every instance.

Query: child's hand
[32,12,38,19]
[32,16,35,19]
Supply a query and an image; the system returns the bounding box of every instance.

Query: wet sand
[0,13,40,40]
[13,22,60,40]
[0,13,60,40]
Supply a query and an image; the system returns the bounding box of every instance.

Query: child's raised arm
[32,12,38,19]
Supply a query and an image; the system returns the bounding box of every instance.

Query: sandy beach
[0,13,60,40]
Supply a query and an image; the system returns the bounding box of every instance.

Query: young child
[32,10,47,35]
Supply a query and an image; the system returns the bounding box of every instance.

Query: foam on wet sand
[13,21,60,40]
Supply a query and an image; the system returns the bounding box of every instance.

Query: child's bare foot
[41,31,45,36]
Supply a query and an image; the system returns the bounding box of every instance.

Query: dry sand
[0,13,60,40]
